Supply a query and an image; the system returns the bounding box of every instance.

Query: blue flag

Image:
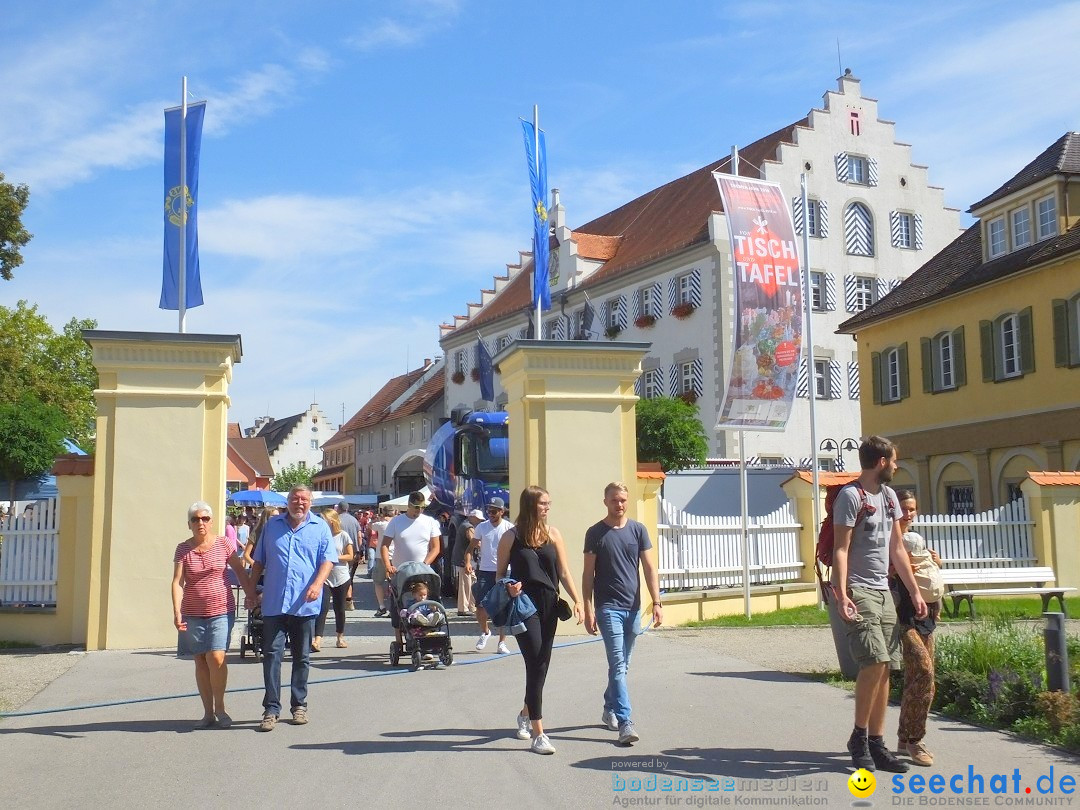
[160,101,206,310]
[521,119,550,311]
[476,337,494,402]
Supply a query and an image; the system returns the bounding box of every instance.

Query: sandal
[336,638,348,648]
[311,639,321,652]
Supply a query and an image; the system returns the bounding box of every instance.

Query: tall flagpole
[801,173,822,605]
[731,144,752,619]
[534,104,541,338]
[178,76,188,334]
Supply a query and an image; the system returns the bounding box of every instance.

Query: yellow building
[839,133,1080,513]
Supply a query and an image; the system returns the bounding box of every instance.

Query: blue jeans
[261,613,316,716]
[597,607,640,725]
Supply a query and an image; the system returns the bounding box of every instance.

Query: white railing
[657,501,803,590]
[912,497,1034,568]
[0,499,60,607]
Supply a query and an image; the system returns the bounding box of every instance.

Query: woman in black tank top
[496,485,583,755]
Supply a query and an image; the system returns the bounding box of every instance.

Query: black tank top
[510,531,559,593]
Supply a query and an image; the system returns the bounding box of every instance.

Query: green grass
[680,594,1080,629]
[0,640,39,650]
[683,603,830,628]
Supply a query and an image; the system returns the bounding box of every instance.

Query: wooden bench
[939,566,1077,619]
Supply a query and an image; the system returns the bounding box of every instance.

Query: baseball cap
[468,509,484,520]
[487,496,506,511]
[408,490,428,507]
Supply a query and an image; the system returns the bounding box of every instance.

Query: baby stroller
[389,560,453,670]
[239,606,264,660]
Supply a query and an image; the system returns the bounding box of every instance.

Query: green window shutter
[952,326,967,387]
[1053,299,1069,367]
[1018,306,1035,374]
[898,342,910,399]
[871,351,882,404]
[920,337,933,393]
[980,319,995,382]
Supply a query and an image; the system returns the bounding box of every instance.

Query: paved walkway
[1,608,1076,809]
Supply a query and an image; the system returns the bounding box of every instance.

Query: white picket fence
[657,501,803,590]
[0,499,60,607]
[912,497,1034,568]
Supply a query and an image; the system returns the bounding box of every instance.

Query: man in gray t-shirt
[833,436,927,774]
[582,482,662,747]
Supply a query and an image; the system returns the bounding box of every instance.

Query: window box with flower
[604,325,623,339]
[470,367,481,382]
[451,370,466,385]
[679,390,699,405]
[634,314,657,329]
[672,302,697,320]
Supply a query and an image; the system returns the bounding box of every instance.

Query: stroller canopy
[392,560,441,596]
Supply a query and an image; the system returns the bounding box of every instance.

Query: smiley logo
[848,768,876,798]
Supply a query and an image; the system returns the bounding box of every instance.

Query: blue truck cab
[424,408,509,515]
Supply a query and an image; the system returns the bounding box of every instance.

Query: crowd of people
[170,438,941,768]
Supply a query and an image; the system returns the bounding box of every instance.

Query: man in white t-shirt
[380,490,441,646]
[467,496,514,654]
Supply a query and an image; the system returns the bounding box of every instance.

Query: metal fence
[912,497,1034,567]
[0,499,60,607]
[657,501,803,590]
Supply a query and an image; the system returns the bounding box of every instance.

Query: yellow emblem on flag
[165,185,194,227]
[535,199,548,222]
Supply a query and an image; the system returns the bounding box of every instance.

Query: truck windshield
[464,425,509,482]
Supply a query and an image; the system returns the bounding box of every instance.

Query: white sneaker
[516,713,531,740]
[497,641,511,655]
[602,708,619,731]
[618,720,640,745]
[531,733,556,755]
[475,631,491,651]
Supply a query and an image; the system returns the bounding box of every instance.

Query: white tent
[381,485,432,510]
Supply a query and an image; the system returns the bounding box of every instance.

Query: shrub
[1035,691,1078,734]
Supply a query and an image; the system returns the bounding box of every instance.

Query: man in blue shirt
[582,482,662,747]
[251,485,336,731]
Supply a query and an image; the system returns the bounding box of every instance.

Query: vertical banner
[714,173,803,431]
[521,119,551,311]
[476,336,494,402]
[160,101,206,310]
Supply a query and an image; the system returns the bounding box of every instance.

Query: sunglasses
[190,516,212,523]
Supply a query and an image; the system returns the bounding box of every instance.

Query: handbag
[555,598,573,621]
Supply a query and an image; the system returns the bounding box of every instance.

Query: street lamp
[819,437,859,472]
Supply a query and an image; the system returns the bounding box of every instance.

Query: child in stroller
[389,561,453,670]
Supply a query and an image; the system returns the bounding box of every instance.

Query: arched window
[844,202,874,256]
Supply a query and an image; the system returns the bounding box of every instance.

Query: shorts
[845,587,901,670]
[372,558,388,584]
[472,570,498,607]
[180,613,231,655]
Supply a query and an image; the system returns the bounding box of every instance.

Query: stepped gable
[253,413,303,455]
[969,132,1080,211]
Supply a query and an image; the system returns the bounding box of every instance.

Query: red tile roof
[1027,472,1080,486]
[336,362,438,436]
[51,454,94,477]
[228,437,273,477]
[445,119,806,339]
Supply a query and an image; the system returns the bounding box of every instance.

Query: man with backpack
[832,435,927,774]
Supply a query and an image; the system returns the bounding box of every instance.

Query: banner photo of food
[713,173,803,432]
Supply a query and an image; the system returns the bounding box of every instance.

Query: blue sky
[3,0,1078,432]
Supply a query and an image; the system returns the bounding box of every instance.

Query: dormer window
[987,216,1006,259]
[1037,194,1058,240]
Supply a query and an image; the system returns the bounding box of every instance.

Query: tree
[0,172,32,281]
[0,394,68,506]
[271,463,316,492]
[0,301,98,451]
[635,396,708,472]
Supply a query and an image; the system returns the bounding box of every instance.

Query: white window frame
[807,198,822,237]
[813,359,829,399]
[937,332,955,390]
[422,418,430,440]
[380,428,386,449]
[853,276,875,311]
[409,421,415,444]
[643,368,662,399]
[987,216,1007,258]
[679,361,695,395]
[456,349,468,374]
[1037,194,1058,240]
[641,285,657,317]
[885,348,901,402]
[809,272,824,311]
[368,432,373,452]
[311,439,319,451]
[896,212,913,249]
[606,304,619,330]
[677,274,693,305]
[1000,313,1021,378]
[848,155,867,184]
[1011,205,1031,249]
[394,425,400,446]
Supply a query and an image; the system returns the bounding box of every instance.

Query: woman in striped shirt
[171,501,255,728]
